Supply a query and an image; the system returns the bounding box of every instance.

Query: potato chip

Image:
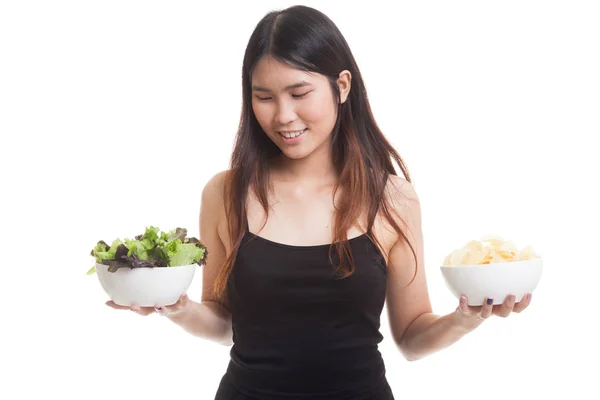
[480,233,504,244]
[463,241,489,265]
[516,245,538,261]
[499,240,518,254]
[442,234,539,266]
[443,248,469,267]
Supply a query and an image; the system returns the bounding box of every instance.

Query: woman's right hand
[105,293,190,317]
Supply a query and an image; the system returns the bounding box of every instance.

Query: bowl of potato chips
[440,234,542,306]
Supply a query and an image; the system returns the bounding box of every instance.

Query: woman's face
[251,55,351,161]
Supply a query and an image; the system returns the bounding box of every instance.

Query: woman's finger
[513,293,532,313]
[106,300,151,315]
[131,304,155,316]
[105,300,130,310]
[156,293,189,316]
[153,304,168,316]
[458,295,470,315]
[480,297,494,319]
[107,295,190,317]
[493,294,516,318]
[172,293,189,312]
[458,295,483,317]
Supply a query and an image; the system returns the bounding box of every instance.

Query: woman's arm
[383,176,477,361]
[397,293,532,361]
[166,299,232,346]
[394,310,479,361]
[165,171,233,346]
[384,176,532,361]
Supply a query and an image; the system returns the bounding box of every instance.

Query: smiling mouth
[278,128,307,139]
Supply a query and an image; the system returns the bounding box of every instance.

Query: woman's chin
[271,144,309,160]
[280,149,309,160]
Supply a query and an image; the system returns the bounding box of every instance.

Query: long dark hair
[211,5,417,301]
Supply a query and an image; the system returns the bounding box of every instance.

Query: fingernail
[155,307,162,311]
[486,298,494,305]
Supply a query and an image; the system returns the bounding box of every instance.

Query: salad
[87,225,208,274]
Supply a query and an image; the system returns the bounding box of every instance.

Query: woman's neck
[269,152,338,186]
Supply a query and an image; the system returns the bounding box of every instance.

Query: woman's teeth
[279,128,306,139]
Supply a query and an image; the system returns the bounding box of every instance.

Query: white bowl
[95,262,196,307]
[440,258,542,306]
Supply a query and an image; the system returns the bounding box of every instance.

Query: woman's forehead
[251,56,321,89]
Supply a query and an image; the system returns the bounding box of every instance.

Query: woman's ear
[337,70,352,104]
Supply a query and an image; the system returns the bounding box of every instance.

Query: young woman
[108,5,532,399]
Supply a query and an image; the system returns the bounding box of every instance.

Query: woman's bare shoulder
[372,174,421,256]
[201,169,234,251]
[202,169,229,197]
[384,174,419,203]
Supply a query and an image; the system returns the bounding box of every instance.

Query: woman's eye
[255,91,310,101]
[292,92,310,98]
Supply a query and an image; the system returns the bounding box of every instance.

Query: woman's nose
[274,100,297,126]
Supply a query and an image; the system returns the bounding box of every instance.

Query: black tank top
[222,221,390,399]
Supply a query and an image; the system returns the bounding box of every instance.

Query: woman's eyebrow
[252,81,313,92]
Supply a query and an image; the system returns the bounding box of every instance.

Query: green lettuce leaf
[169,243,206,267]
[88,226,207,275]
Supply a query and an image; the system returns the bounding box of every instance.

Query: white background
[1,1,599,399]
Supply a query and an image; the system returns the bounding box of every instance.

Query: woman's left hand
[456,293,533,323]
